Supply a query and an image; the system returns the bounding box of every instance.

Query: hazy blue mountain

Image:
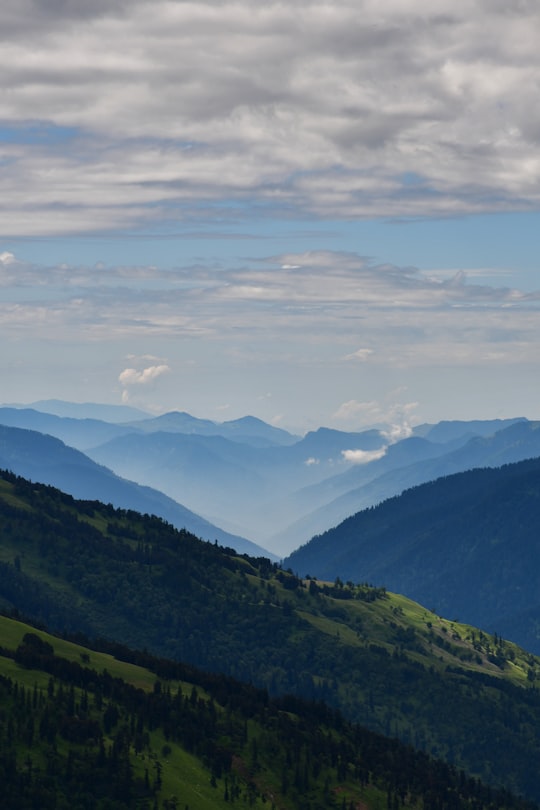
[270,420,540,554]
[284,455,540,653]
[219,414,299,446]
[288,426,383,457]
[3,402,532,558]
[0,407,138,451]
[19,399,149,422]
[87,426,386,545]
[126,410,221,434]
[128,410,298,446]
[266,435,464,553]
[413,417,526,443]
[87,420,536,555]
[0,405,297,452]
[0,424,273,559]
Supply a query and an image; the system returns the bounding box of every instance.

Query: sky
[1,0,540,434]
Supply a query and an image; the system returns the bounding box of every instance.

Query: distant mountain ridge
[413,417,527,443]
[128,410,299,447]
[87,425,387,546]
[4,398,150,422]
[267,419,540,552]
[2,402,538,557]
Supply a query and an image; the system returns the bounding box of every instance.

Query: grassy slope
[0,615,438,810]
[0,614,537,810]
[0,617,238,809]
[2,470,540,801]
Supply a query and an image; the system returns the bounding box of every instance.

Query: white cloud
[380,422,414,443]
[333,400,382,422]
[341,447,388,465]
[1,248,539,425]
[1,250,537,367]
[333,397,420,435]
[344,348,374,362]
[118,364,170,386]
[2,2,540,234]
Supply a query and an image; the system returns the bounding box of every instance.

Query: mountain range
[1,401,532,556]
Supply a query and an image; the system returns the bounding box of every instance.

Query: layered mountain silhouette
[267,418,535,552]
[1,403,534,556]
[86,425,386,545]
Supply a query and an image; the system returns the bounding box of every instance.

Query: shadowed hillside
[2,470,540,800]
[285,456,540,653]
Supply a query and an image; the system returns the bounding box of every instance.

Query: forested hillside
[2,470,540,800]
[285,456,540,653]
[1,615,535,810]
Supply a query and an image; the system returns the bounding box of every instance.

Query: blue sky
[1,1,540,433]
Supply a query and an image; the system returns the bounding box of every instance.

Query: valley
[2,401,540,806]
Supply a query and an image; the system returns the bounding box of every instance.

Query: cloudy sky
[1,0,540,432]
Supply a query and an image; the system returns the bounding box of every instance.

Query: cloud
[118,364,170,386]
[344,348,374,362]
[380,422,414,443]
[3,2,540,234]
[118,361,170,404]
[333,400,382,422]
[333,397,419,435]
[341,447,388,465]
[1,250,538,369]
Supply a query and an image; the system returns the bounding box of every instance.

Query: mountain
[0,406,297,452]
[270,420,540,554]
[284,455,540,653]
[0,424,271,559]
[130,410,299,447]
[2,405,536,557]
[413,417,527,443]
[0,406,138,451]
[1,615,534,810]
[11,398,149,422]
[266,434,465,554]
[87,426,386,545]
[3,469,540,800]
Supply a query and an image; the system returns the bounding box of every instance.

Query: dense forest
[285,456,540,652]
[0,617,537,810]
[2,470,540,801]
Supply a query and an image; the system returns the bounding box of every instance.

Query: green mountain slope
[2,470,540,800]
[1,615,535,810]
[284,456,540,653]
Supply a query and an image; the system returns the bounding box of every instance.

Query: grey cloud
[1,251,538,359]
[2,1,540,233]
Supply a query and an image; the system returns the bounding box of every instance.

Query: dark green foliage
[0,623,537,810]
[285,456,540,651]
[2,470,540,801]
